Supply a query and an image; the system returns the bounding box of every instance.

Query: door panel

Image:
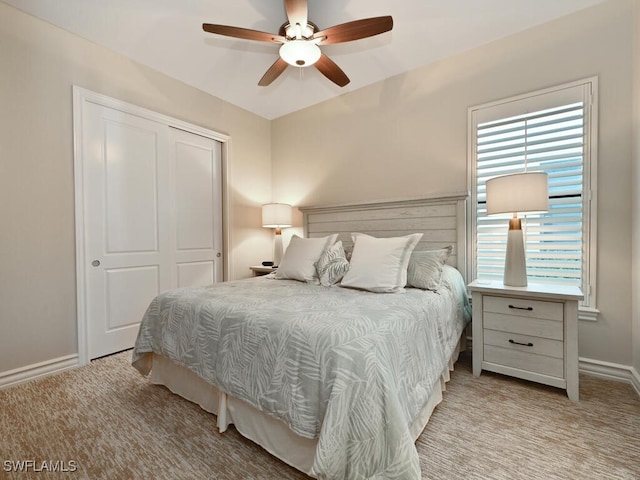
[175,141,214,250]
[105,266,159,330]
[176,261,214,288]
[104,120,160,254]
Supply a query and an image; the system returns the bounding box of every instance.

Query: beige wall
[273,0,635,366]
[0,3,272,373]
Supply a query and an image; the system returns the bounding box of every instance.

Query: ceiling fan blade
[284,0,308,28]
[258,57,289,86]
[314,16,393,45]
[314,54,350,87]
[203,24,285,44]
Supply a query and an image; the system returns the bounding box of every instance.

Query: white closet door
[170,127,223,288]
[81,103,222,360]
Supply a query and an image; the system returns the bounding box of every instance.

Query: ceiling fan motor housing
[280,21,317,39]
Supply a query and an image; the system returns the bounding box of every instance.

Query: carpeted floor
[0,350,638,479]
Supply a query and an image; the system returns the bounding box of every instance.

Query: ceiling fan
[202,0,393,87]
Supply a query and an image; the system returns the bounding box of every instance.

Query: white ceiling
[5,0,606,119]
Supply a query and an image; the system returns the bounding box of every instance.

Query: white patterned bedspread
[132,265,470,480]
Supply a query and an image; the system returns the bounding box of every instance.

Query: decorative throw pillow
[315,241,350,286]
[407,246,453,291]
[343,243,354,262]
[275,234,338,283]
[340,233,423,293]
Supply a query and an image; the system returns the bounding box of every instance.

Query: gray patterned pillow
[276,234,338,283]
[406,246,453,291]
[315,241,350,287]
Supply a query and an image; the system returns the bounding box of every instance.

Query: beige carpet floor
[1,350,638,479]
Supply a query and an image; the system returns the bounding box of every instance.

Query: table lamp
[262,203,293,267]
[485,172,549,287]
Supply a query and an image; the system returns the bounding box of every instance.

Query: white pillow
[407,246,453,291]
[340,233,423,293]
[275,234,338,283]
[315,241,350,287]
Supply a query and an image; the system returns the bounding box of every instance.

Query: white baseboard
[0,354,79,390]
[631,367,640,398]
[579,357,640,398]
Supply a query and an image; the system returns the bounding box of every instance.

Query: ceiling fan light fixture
[279,40,321,67]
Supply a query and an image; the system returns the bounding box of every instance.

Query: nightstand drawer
[484,345,564,378]
[483,295,563,321]
[484,313,563,341]
[484,329,564,359]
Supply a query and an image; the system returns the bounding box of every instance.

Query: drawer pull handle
[508,304,533,311]
[509,339,534,347]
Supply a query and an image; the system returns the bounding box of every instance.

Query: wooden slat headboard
[299,193,468,282]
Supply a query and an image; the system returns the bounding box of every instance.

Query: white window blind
[469,79,597,311]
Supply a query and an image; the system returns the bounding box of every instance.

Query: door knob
[91,260,100,267]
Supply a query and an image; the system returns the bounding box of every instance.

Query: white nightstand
[468,280,583,401]
[250,266,277,277]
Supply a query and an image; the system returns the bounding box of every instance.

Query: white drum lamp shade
[262,203,293,267]
[485,172,549,287]
[262,203,293,229]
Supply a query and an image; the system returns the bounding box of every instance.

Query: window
[468,78,598,318]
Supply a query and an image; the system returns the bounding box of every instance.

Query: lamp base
[504,228,527,287]
[273,232,284,267]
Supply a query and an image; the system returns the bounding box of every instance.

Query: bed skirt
[148,336,465,477]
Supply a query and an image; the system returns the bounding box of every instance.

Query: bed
[132,194,470,480]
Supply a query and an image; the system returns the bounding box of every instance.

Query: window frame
[467,77,599,321]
